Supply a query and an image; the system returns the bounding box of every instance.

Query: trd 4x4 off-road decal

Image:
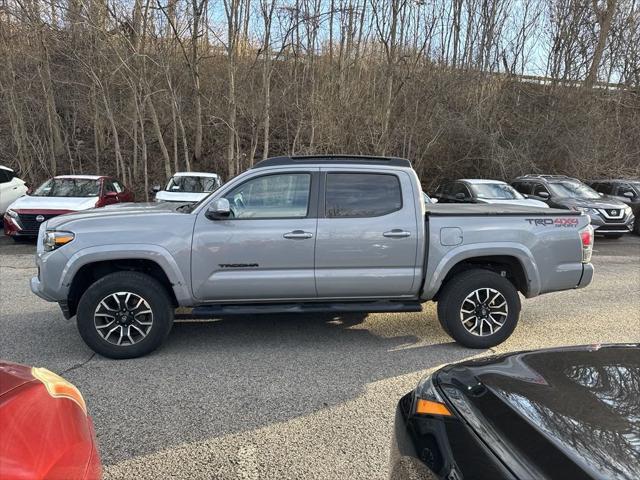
[525,218,579,227]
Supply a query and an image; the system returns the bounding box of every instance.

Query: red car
[0,361,101,479]
[3,175,135,239]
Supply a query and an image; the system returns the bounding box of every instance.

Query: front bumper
[589,212,634,235]
[390,392,516,480]
[30,276,57,302]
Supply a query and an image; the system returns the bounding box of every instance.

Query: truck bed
[424,203,581,216]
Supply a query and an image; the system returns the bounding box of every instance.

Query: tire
[76,271,174,359]
[437,269,521,349]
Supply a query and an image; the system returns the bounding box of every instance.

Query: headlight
[5,208,18,219]
[43,230,75,251]
[575,207,595,214]
[414,373,452,416]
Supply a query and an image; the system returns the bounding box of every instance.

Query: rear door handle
[383,229,411,238]
[283,230,314,239]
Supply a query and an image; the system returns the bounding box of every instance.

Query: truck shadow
[74,311,479,465]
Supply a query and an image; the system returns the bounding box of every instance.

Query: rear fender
[421,243,540,300]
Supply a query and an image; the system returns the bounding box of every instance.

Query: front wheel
[437,269,521,349]
[76,271,174,359]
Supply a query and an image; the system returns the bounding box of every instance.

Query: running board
[175,301,423,319]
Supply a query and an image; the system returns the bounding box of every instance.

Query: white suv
[0,166,28,215]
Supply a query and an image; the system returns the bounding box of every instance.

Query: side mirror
[152,185,161,193]
[623,191,634,198]
[455,192,466,200]
[598,192,604,197]
[522,193,529,198]
[206,198,231,220]
[537,191,550,199]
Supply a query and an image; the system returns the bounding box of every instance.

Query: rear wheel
[437,269,521,349]
[76,271,174,359]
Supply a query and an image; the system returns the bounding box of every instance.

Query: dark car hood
[45,202,189,230]
[554,197,627,209]
[437,345,640,479]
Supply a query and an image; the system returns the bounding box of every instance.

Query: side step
[175,301,423,319]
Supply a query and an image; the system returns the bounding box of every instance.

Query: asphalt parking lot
[1,234,639,479]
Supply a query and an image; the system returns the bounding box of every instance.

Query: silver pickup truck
[31,156,595,358]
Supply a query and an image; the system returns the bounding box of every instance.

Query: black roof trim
[252,154,412,169]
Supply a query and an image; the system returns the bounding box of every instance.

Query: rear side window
[325,173,402,218]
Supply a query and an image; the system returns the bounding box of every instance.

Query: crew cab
[4,175,134,239]
[30,156,595,359]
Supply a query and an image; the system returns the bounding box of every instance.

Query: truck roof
[459,179,508,184]
[172,171,220,178]
[252,155,412,169]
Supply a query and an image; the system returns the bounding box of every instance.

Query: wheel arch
[61,245,192,317]
[422,244,540,301]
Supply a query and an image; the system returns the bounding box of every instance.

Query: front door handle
[283,230,313,239]
[383,229,411,238]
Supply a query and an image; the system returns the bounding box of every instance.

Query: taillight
[31,367,87,415]
[580,225,594,263]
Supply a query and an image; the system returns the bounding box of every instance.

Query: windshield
[470,183,523,199]
[548,181,601,199]
[32,178,100,197]
[166,176,219,193]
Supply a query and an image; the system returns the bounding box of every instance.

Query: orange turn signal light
[416,398,452,416]
[31,367,87,415]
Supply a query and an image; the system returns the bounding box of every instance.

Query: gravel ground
[1,234,639,479]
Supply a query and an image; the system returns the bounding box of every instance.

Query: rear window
[325,173,402,217]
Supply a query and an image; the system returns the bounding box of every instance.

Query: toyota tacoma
[31,156,595,358]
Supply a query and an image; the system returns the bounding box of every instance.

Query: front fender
[59,244,193,305]
[421,243,541,300]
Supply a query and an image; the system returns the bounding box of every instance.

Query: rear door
[315,169,419,298]
[191,169,319,301]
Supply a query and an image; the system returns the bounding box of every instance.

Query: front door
[191,170,319,301]
[315,169,419,298]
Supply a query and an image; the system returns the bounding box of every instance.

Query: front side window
[325,173,402,217]
[167,176,219,193]
[593,183,613,194]
[33,178,100,197]
[548,181,600,199]
[532,184,550,197]
[471,183,523,199]
[223,173,311,219]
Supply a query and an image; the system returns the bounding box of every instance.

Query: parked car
[0,361,101,479]
[390,343,639,480]
[153,172,222,203]
[3,175,134,239]
[0,166,28,216]
[433,179,549,208]
[511,175,634,238]
[31,155,594,359]
[588,179,640,235]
